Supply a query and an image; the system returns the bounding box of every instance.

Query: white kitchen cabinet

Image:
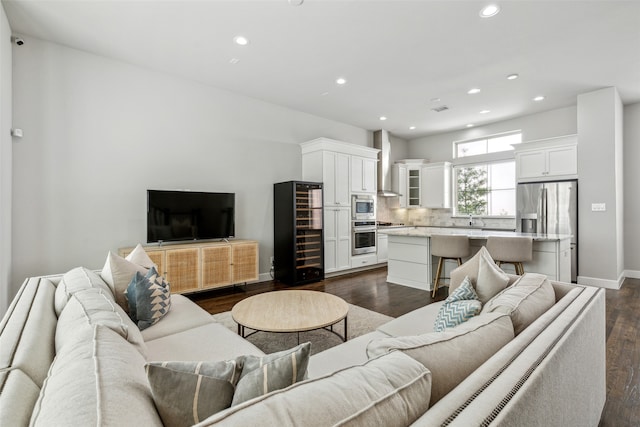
[320,151,351,206]
[351,156,377,194]
[377,232,388,263]
[421,162,452,208]
[514,135,578,182]
[324,207,351,273]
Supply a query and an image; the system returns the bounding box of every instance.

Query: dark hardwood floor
[188,268,639,426]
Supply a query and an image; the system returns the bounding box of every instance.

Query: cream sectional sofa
[0,265,606,426]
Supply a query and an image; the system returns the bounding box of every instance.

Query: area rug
[213,304,393,355]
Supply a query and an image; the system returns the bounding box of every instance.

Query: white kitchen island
[381,227,572,291]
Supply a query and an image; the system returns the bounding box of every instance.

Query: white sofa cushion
[55,288,147,356]
[141,294,215,342]
[30,325,163,426]
[145,322,265,362]
[376,302,444,337]
[0,277,57,387]
[196,351,432,427]
[307,330,389,379]
[367,312,514,406]
[54,267,113,316]
[0,368,41,427]
[482,273,556,335]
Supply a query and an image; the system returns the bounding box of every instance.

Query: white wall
[624,102,640,275]
[577,87,624,287]
[9,36,370,300]
[0,5,12,315]
[407,106,578,162]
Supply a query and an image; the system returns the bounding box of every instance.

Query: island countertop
[379,226,571,242]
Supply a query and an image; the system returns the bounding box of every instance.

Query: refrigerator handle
[540,187,547,234]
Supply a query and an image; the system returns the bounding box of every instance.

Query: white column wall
[624,102,640,276]
[0,4,12,316]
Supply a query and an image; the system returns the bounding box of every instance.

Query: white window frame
[451,131,521,218]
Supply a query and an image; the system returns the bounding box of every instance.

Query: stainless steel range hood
[373,130,400,197]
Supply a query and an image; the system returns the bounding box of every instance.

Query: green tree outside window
[457,166,489,215]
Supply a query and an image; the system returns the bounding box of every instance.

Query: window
[453,132,520,217]
[455,132,522,158]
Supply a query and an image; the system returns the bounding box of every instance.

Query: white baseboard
[257,272,273,283]
[624,270,640,279]
[577,273,625,290]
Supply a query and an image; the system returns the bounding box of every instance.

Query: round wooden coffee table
[231,290,349,343]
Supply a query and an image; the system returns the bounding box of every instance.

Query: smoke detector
[431,105,449,113]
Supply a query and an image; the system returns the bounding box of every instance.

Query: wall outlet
[591,203,606,212]
[270,256,274,266]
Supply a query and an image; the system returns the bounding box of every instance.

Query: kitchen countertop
[378,226,571,241]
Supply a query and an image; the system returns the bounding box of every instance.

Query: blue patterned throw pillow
[434,276,481,332]
[125,266,171,330]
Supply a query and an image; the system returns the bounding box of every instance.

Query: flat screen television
[147,190,235,243]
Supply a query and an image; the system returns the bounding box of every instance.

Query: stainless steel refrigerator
[516,180,578,282]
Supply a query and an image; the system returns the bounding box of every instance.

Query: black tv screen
[147,190,235,243]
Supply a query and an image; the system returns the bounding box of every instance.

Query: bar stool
[431,235,470,298]
[486,236,533,275]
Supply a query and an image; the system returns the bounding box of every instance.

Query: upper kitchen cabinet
[392,160,428,208]
[351,156,377,194]
[301,138,379,205]
[421,162,452,209]
[514,135,578,182]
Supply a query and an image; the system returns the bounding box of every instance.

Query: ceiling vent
[431,105,449,112]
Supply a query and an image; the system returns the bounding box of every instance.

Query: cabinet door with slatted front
[164,248,201,293]
[146,250,165,278]
[232,242,259,283]
[202,245,233,289]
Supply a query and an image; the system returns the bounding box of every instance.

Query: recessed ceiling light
[229,58,240,64]
[379,116,387,121]
[479,110,491,114]
[466,124,475,128]
[288,0,304,5]
[480,4,500,18]
[533,95,545,102]
[409,126,416,130]
[430,97,441,103]
[336,77,347,85]
[507,73,519,80]
[233,36,249,46]
[467,88,481,95]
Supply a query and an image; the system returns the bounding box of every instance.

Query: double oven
[351,195,376,255]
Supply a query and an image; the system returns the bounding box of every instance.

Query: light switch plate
[591,203,606,212]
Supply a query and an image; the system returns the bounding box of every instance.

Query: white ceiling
[3,0,640,139]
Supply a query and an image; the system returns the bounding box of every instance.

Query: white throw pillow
[125,243,157,269]
[100,251,149,311]
[449,246,509,304]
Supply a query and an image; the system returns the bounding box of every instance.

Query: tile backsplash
[377,196,516,230]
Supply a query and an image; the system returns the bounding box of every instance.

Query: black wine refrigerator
[273,181,324,285]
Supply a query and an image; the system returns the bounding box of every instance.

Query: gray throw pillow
[145,360,243,427]
[232,342,311,406]
[125,266,171,330]
[144,343,311,426]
